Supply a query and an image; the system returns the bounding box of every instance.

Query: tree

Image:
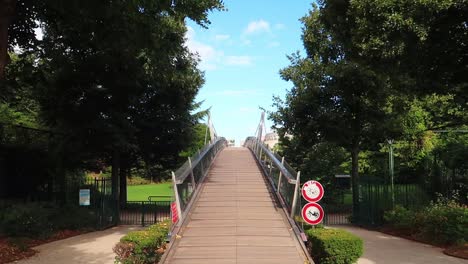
[33,0,223,204]
[1,1,224,204]
[273,4,395,215]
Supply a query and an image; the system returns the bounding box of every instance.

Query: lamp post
[387,139,395,208]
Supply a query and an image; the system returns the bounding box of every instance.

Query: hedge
[114,221,169,264]
[0,202,96,238]
[384,199,468,245]
[306,228,363,264]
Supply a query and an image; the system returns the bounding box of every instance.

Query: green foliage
[127,176,153,186]
[419,198,468,245]
[306,228,363,264]
[114,221,170,264]
[384,197,468,245]
[383,205,415,230]
[0,202,95,238]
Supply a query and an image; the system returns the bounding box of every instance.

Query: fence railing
[243,137,306,237]
[120,201,171,226]
[171,137,227,226]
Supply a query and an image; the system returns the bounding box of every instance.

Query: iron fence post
[141,201,145,226]
[290,171,301,218]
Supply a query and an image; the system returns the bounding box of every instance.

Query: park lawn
[127,183,173,201]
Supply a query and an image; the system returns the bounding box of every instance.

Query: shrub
[52,205,96,230]
[383,205,414,230]
[0,202,96,238]
[114,221,170,264]
[0,202,55,238]
[383,198,468,245]
[127,176,153,185]
[419,199,468,245]
[306,228,363,264]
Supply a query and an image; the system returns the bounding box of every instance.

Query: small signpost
[301,180,325,225]
[79,189,90,206]
[171,202,179,224]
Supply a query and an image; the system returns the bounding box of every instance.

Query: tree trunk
[111,148,120,210]
[351,143,360,220]
[119,155,127,207]
[0,0,16,80]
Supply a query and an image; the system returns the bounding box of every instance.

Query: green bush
[383,205,414,230]
[114,221,169,264]
[0,203,55,238]
[419,199,468,245]
[306,228,363,264]
[383,198,468,245]
[127,176,153,185]
[0,202,96,238]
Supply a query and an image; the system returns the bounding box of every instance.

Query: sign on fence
[301,180,325,225]
[171,202,179,223]
[79,189,90,206]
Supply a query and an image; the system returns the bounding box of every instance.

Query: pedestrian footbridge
[160,137,312,263]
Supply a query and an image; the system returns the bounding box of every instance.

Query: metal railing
[171,137,227,225]
[120,201,171,226]
[244,137,305,235]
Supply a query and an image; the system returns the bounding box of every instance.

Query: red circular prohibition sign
[302,203,324,225]
[301,180,324,202]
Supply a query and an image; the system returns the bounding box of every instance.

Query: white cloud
[185,26,223,70]
[274,23,286,30]
[214,34,230,41]
[225,56,252,66]
[268,41,280,47]
[185,27,253,70]
[244,19,270,34]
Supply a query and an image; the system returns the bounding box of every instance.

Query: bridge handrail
[170,137,227,226]
[244,136,297,183]
[244,137,305,235]
[173,137,227,184]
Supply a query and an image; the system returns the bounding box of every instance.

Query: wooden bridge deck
[164,147,306,264]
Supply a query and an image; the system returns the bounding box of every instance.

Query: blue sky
[186,0,313,145]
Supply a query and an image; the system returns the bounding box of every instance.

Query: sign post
[301,180,325,225]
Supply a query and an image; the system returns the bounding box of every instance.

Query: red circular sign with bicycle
[301,180,324,202]
[302,202,324,225]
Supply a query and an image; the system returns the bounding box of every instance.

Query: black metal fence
[355,177,431,226]
[80,178,117,229]
[120,201,171,226]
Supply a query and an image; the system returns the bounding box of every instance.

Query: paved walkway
[15,226,141,264]
[164,147,307,264]
[340,226,467,264]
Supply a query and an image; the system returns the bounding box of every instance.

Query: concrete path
[339,226,467,264]
[15,226,141,264]
[164,147,307,264]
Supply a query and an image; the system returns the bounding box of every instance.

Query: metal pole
[277,157,285,194]
[388,139,395,208]
[171,171,183,223]
[290,171,301,218]
[188,157,196,189]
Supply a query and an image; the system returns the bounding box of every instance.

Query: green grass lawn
[127,183,173,201]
